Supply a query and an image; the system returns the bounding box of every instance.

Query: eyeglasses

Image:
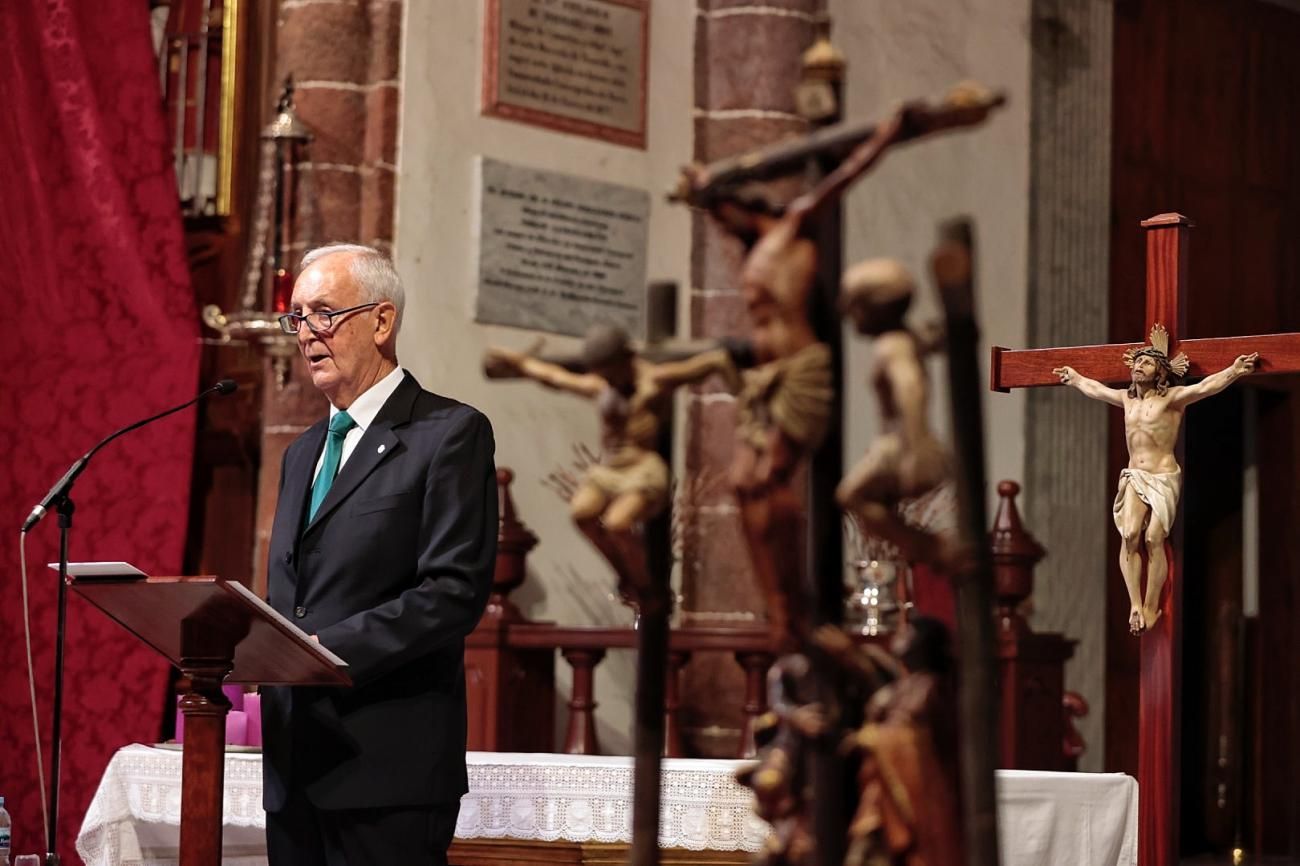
[278,302,379,335]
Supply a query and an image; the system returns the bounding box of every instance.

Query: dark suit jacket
[261,372,497,812]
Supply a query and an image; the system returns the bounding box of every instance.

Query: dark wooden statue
[736,651,835,866]
[831,618,963,866]
[484,325,732,610]
[675,82,1004,651]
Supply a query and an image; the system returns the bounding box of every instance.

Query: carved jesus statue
[1052,324,1257,634]
[674,83,1003,648]
[484,325,733,610]
[836,258,956,571]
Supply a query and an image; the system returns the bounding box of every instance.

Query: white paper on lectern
[50,561,148,578]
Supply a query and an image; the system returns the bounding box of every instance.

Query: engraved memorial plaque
[483,0,649,148]
[475,157,650,337]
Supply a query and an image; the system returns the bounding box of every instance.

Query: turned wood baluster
[561,647,605,754]
[487,468,539,623]
[663,650,691,758]
[735,650,775,758]
[1063,691,1090,771]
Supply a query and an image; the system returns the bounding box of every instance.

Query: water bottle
[0,795,11,866]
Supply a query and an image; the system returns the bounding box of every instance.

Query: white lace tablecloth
[78,746,1137,866]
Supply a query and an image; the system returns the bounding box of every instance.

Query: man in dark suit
[262,243,497,865]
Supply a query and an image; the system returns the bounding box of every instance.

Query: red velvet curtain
[0,2,200,859]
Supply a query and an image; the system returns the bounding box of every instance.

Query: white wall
[830,0,1031,498]
[394,1,695,754]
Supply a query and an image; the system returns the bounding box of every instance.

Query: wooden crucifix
[990,213,1300,866]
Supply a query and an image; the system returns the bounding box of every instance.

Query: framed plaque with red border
[483,0,649,149]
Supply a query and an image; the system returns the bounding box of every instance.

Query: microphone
[21,379,238,533]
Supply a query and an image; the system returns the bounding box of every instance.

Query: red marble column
[681,0,818,756]
[275,0,402,252]
[251,0,404,593]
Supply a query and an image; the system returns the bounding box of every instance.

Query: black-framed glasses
[278,302,379,334]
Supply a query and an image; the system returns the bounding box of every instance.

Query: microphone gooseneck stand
[23,380,237,866]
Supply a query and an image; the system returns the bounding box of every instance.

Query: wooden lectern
[70,573,350,866]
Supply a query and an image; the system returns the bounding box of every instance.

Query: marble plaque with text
[482,0,648,148]
[475,157,649,338]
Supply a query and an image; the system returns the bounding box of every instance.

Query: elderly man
[1053,325,1256,634]
[261,243,497,864]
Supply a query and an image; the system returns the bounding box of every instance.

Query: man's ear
[373,301,397,344]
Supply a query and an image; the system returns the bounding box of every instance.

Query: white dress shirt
[312,365,407,483]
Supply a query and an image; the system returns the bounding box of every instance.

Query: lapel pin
[377,444,386,454]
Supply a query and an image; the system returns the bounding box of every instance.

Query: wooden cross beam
[989,213,1300,866]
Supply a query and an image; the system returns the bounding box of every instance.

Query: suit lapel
[302,373,419,536]
[284,421,327,547]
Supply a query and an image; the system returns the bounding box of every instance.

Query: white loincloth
[1113,468,1182,536]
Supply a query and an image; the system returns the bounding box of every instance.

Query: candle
[225,710,248,746]
[223,684,245,712]
[175,688,248,745]
[244,692,262,747]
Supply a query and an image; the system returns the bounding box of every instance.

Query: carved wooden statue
[836,258,958,573]
[1052,324,1257,633]
[817,619,962,866]
[483,325,732,609]
[735,652,827,866]
[676,83,1002,649]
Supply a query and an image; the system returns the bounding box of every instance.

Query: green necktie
[309,410,356,522]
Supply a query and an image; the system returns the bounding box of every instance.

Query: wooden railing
[504,624,776,758]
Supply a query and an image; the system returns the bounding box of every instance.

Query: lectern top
[68,571,350,686]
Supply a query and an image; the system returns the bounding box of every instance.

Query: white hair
[300,243,406,335]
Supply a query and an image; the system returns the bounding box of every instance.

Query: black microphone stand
[24,380,235,866]
[46,502,73,866]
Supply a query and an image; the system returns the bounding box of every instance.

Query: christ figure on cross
[675,82,1003,648]
[1052,324,1257,634]
[483,325,734,612]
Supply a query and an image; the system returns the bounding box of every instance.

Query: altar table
[77,746,1137,865]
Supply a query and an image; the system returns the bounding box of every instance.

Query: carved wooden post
[735,650,775,759]
[991,480,1045,635]
[664,650,691,758]
[176,663,232,866]
[990,479,1077,771]
[465,468,552,753]
[488,467,538,622]
[561,647,605,755]
[1063,692,1090,771]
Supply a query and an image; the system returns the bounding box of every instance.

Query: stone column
[276,0,402,254]
[681,0,818,756]
[1023,0,1113,771]
[251,0,404,593]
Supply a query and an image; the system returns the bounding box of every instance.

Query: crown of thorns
[1123,324,1189,380]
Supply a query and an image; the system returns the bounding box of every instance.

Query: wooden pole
[802,21,850,866]
[934,218,1001,866]
[628,283,681,866]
